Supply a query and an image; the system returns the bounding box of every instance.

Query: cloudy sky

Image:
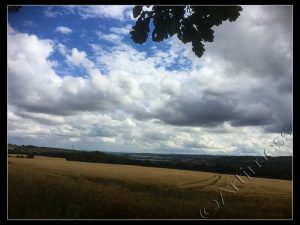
[7,5,293,155]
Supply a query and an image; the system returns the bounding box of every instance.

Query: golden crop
[8,156,292,219]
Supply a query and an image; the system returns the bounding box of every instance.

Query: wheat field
[8,156,292,219]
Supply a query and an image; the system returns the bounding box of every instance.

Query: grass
[8,156,292,219]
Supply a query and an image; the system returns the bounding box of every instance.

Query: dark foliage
[130,6,243,58]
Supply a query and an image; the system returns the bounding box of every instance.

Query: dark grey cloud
[150,93,275,128]
[14,111,64,126]
[143,131,174,141]
[155,95,237,127]
[10,93,121,116]
[89,126,115,137]
[263,93,293,133]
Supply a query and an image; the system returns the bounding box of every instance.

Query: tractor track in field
[181,174,222,189]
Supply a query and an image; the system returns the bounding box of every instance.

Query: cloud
[100,137,116,143]
[66,48,94,68]
[161,78,181,96]
[43,6,133,21]
[65,5,133,21]
[200,5,292,80]
[55,26,73,34]
[7,5,292,155]
[162,5,292,132]
[90,125,115,137]
[7,25,144,117]
[44,7,65,18]
[7,25,62,114]
[153,94,238,127]
[110,24,132,35]
[23,20,38,28]
[95,31,123,43]
[16,111,65,126]
[147,93,274,128]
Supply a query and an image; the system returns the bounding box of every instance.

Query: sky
[7,5,293,155]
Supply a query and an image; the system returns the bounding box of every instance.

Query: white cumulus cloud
[55,26,73,34]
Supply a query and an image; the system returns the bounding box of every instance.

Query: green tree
[130,6,243,58]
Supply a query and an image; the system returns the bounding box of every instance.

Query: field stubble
[8,156,292,219]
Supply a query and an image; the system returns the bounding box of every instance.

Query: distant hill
[8,144,292,180]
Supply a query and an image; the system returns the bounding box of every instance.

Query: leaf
[192,40,205,58]
[132,5,143,18]
[130,12,152,44]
